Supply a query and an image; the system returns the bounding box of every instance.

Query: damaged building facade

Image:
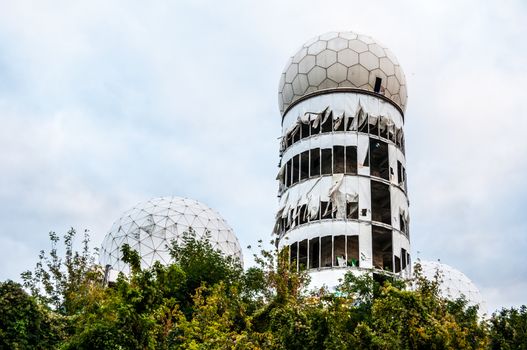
[274,31,410,288]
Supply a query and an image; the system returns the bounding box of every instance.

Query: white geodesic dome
[100,197,243,276]
[278,31,407,115]
[415,260,486,315]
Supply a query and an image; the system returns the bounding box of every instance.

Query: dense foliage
[0,228,525,349]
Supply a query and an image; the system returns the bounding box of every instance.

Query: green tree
[20,228,101,316]
[489,305,527,349]
[0,280,61,349]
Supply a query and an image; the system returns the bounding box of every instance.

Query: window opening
[309,237,320,269]
[374,77,382,93]
[310,118,320,135]
[286,134,293,148]
[293,128,300,144]
[358,115,368,133]
[290,242,298,270]
[310,148,321,177]
[345,146,357,174]
[388,126,395,143]
[321,148,332,175]
[294,208,299,227]
[321,236,332,267]
[369,118,379,137]
[346,236,359,267]
[371,181,391,225]
[346,201,359,220]
[292,155,300,185]
[285,160,292,187]
[400,213,407,235]
[401,248,407,270]
[298,205,308,226]
[363,145,370,167]
[397,160,404,186]
[301,122,310,140]
[321,201,334,220]
[334,235,346,267]
[321,112,333,133]
[370,138,389,180]
[298,239,308,270]
[372,225,393,272]
[300,151,309,181]
[394,256,401,273]
[333,146,345,173]
[334,115,345,132]
[379,119,388,139]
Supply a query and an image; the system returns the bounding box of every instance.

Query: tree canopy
[0,228,525,349]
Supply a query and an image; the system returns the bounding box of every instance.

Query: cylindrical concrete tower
[274,31,410,288]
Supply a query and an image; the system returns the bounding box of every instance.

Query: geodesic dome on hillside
[415,260,487,316]
[99,197,243,277]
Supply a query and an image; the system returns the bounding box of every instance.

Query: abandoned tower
[274,31,410,288]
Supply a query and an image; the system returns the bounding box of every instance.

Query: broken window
[310,148,321,177]
[286,134,293,148]
[301,122,310,140]
[334,115,345,132]
[320,201,334,220]
[347,236,359,267]
[362,144,370,167]
[370,138,389,180]
[345,146,357,174]
[334,235,346,267]
[369,118,379,137]
[321,112,333,133]
[285,160,292,187]
[401,248,407,270]
[372,225,393,272]
[293,128,300,144]
[298,205,308,226]
[309,237,320,269]
[397,160,405,186]
[300,151,309,181]
[310,118,320,135]
[371,180,391,225]
[346,200,359,220]
[293,208,299,227]
[321,236,332,267]
[321,148,332,175]
[290,242,298,270]
[298,239,308,270]
[394,256,401,273]
[292,155,300,185]
[333,146,345,173]
[388,126,396,143]
[399,213,407,235]
[283,216,290,231]
[359,116,369,133]
[379,119,388,140]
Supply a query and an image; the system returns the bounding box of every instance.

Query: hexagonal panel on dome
[278,31,408,115]
[99,197,243,277]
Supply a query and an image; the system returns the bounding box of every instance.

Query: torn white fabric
[282,93,404,136]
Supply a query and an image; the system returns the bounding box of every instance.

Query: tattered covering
[274,175,359,235]
[280,93,404,153]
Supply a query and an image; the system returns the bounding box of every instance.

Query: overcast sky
[0,0,526,313]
